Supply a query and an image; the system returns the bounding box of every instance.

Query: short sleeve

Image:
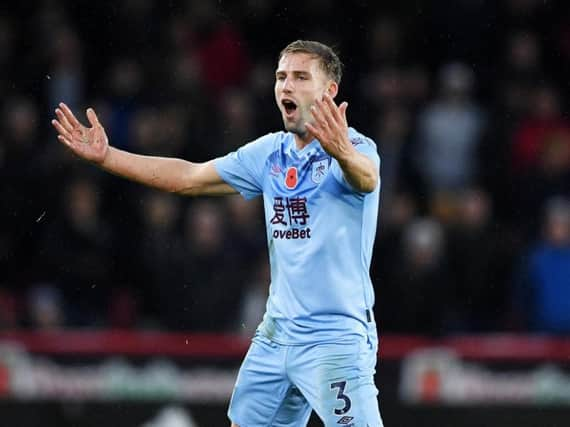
[214,133,277,200]
[331,135,381,192]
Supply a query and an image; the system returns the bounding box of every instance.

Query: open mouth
[282,99,298,115]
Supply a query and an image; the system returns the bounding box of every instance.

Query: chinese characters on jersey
[270,196,311,239]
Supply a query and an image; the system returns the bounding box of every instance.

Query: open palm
[51,102,109,164]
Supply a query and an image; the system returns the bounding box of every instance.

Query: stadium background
[1,0,570,425]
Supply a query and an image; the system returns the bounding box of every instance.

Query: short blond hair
[279,40,343,84]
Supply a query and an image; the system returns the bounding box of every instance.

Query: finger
[305,122,321,139]
[316,96,337,129]
[310,102,329,129]
[57,134,74,148]
[51,119,72,139]
[338,101,348,123]
[86,108,101,128]
[322,93,343,124]
[55,108,74,133]
[59,102,81,128]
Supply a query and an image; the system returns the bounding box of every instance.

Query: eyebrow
[275,70,312,77]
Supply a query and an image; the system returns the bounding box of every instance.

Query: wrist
[98,146,113,168]
[335,140,357,166]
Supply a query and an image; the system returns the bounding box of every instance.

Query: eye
[276,75,285,81]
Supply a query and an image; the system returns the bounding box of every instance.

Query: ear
[327,81,339,98]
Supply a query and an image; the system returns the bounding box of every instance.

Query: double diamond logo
[337,416,354,425]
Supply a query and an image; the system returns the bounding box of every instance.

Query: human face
[274,52,336,141]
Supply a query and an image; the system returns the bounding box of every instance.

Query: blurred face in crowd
[66,179,99,226]
[533,86,560,119]
[275,52,337,142]
[544,207,570,246]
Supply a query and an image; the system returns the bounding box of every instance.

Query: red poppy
[285,167,298,189]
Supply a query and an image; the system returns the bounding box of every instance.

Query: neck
[294,132,314,150]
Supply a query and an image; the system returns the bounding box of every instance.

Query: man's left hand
[305,93,355,162]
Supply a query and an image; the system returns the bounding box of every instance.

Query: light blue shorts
[228,333,383,427]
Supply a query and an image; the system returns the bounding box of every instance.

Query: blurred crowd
[1,0,570,335]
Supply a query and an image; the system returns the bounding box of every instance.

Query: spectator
[509,85,570,232]
[234,256,269,337]
[510,84,570,173]
[224,195,266,270]
[26,283,65,330]
[1,2,567,334]
[374,106,414,205]
[446,188,516,331]
[482,31,543,220]
[46,27,83,112]
[135,190,184,327]
[216,89,256,154]
[38,176,113,326]
[512,197,570,333]
[105,59,144,151]
[377,218,452,335]
[0,290,19,329]
[184,1,250,95]
[1,97,47,286]
[175,200,242,331]
[372,192,418,310]
[107,287,140,329]
[414,62,486,196]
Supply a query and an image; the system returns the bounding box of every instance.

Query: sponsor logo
[270,196,311,240]
[337,416,354,425]
[270,163,282,177]
[272,228,311,240]
[270,197,309,226]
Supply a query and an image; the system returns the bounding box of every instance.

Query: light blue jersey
[215,127,380,345]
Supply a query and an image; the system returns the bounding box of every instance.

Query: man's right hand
[51,102,235,197]
[52,103,109,165]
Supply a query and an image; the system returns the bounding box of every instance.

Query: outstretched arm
[51,103,236,197]
[305,93,378,193]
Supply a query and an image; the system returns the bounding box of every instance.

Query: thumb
[86,108,101,127]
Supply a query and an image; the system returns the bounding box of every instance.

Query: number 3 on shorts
[330,381,352,415]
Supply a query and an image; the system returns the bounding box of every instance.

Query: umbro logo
[337,416,354,425]
[270,163,282,177]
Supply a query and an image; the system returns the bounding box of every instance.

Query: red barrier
[380,334,570,361]
[0,331,569,361]
[0,330,249,358]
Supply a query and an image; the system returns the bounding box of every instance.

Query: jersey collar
[284,133,322,160]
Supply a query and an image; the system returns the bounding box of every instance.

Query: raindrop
[36,211,46,222]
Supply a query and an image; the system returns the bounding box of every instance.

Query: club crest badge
[285,166,298,189]
[311,159,329,183]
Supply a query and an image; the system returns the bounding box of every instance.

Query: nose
[282,77,294,93]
